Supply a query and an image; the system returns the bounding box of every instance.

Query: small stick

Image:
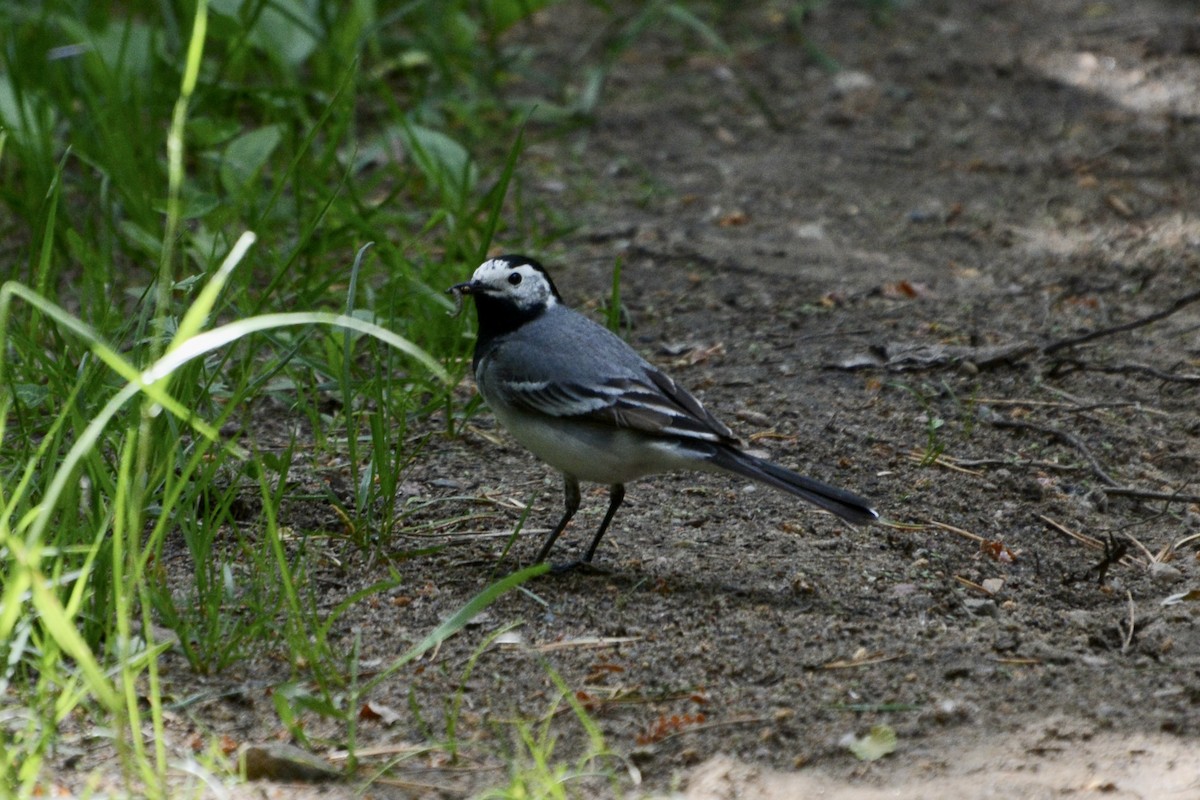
[927,519,985,543]
[988,416,1119,487]
[1041,286,1200,355]
[821,651,905,669]
[1039,514,1146,567]
[1038,513,1104,549]
[977,398,1166,415]
[1121,531,1157,564]
[984,415,1198,504]
[1080,362,1200,385]
[954,575,990,594]
[951,456,1084,472]
[1103,486,1200,505]
[535,636,643,653]
[907,450,985,476]
[975,398,1080,407]
[1120,590,1136,654]
[1174,532,1200,550]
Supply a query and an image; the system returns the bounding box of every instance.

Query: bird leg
[582,484,626,563]
[535,475,581,563]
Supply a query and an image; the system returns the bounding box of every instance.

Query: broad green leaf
[254,0,321,66]
[210,0,321,67]
[400,123,478,199]
[221,125,283,195]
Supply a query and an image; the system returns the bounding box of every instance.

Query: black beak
[447,280,480,295]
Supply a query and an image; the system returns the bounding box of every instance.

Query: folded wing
[505,367,739,446]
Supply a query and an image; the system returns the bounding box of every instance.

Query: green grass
[480,660,625,800]
[0,0,567,795]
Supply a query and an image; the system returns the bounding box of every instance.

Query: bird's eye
[507,272,522,286]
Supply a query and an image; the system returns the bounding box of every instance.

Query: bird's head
[448,254,562,315]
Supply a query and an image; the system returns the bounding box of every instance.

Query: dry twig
[1067,362,1200,385]
[906,450,985,475]
[986,416,1119,486]
[1120,590,1136,654]
[1039,513,1105,549]
[1041,286,1200,355]
[821,651,905,669]
[1103,485,1200,505]
[842,287,1200,373]
[950,456,1084,472]
[927,519,986,543]
[976,413,1200,505]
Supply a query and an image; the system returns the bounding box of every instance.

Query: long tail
[707,447,878,525]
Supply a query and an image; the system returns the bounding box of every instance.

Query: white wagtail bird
[449,255,878,567]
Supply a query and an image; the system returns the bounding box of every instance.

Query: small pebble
[1150,562,1183,585]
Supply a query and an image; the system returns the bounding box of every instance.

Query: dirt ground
[61,1,1200,797]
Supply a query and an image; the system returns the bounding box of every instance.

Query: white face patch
[472,258,559,311]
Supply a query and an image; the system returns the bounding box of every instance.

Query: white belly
[490,404,696,485]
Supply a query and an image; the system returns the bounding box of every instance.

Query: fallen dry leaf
[882,280,933,299]
[360,700,403,726]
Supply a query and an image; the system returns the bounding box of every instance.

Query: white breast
[487,401,697,485]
